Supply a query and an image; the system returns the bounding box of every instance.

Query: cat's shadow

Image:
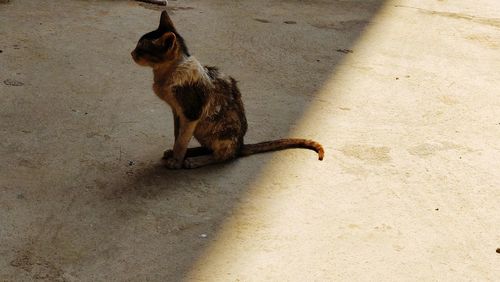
[94,156,250,280]
[103,157,235,200]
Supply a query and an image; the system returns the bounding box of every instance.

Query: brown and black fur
[131,11,324,169]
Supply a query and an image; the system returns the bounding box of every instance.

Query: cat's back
[204,66,242,101]
[193,64,247,145]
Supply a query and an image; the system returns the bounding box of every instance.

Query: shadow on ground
[0,0,385,280]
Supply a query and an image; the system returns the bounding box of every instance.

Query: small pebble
[435,208,439,211]
[496,248,500,254]
[128,161,135,166]
[200,233,207,238]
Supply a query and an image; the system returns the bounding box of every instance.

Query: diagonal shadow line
[0,0,387,281]
[103,1,389,280]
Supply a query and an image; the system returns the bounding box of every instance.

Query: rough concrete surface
[1,0,499,281]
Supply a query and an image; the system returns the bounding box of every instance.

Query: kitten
[131,11,324,169]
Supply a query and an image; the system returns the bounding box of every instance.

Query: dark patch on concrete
[136,0,166,6]
[395,5,500,28]
[3,79,24,86]
[138,2,194,12]
[312,20,369,31]
[408,142,472,157]
[86,132,99,138]
[10,249,65,281]
[340,144,391,163]
[254,18,270,23]
[465,34,500,49]
[284,20,297,24]
[18,159,39,169]
[336,49,353,54]
[10,251,33,272]
[166,6,194,11]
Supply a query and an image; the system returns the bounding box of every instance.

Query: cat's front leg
[164,119,198,169]
[163,111,181,160]
[173,110,180,141]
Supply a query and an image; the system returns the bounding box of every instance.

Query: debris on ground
[336,48,353,54]
[135,0,166,6]
[3,79,24,86]
[254,18,270,23]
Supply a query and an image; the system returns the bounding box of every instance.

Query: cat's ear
[154,32,176,50]
[159,10,175,31]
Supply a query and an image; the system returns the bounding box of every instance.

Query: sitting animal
[131,11,324,169]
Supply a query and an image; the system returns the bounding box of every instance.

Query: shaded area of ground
[0,0,384,280]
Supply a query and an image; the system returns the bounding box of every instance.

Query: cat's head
[131,11,189,67]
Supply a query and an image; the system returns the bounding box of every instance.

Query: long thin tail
[239,138,324,160]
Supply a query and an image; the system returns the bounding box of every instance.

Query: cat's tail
[239,139,324,160]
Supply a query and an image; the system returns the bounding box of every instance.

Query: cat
[131,11,324,169]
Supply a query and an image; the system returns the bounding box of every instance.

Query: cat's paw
[163,149,174,160]
[164,157,183,169]
[183,158,198,169]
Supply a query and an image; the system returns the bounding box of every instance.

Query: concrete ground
[1,0,499,281]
